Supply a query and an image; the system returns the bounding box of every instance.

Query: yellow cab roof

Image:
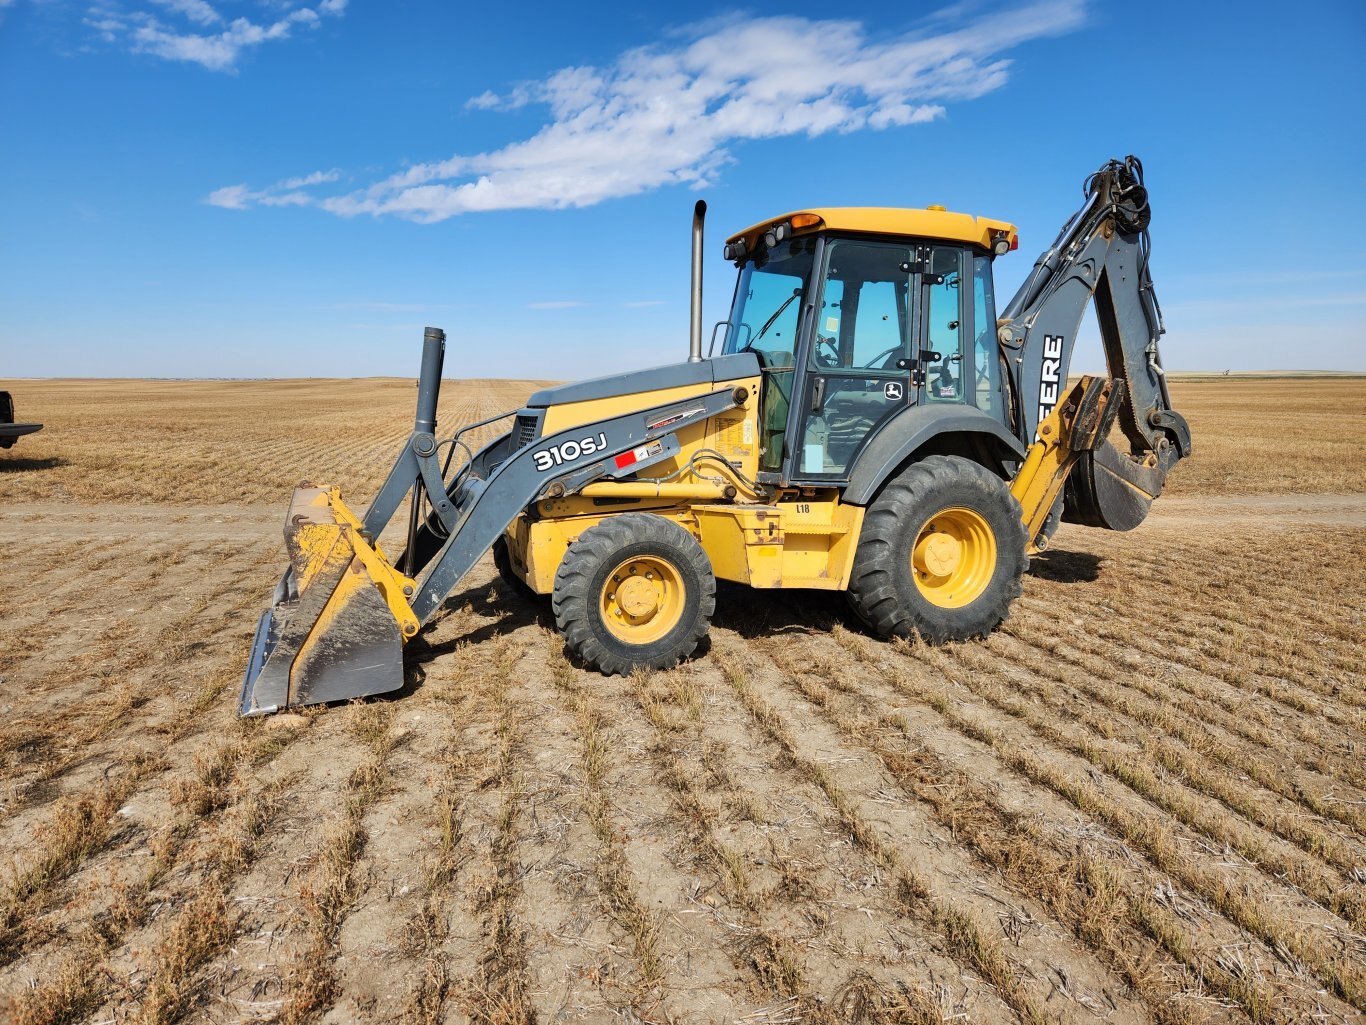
[725,206,1018,253]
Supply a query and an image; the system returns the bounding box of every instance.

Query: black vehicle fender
[842,405,1027,506]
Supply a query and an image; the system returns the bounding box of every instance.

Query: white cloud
[281,169,340,188]
[204,183,251,209]
[90,0,346,72]
[205,169,340,209]
[150,0,220,27]
[216,3,1084,220]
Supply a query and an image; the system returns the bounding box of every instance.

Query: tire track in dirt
[816,628,1358,1023]
[756,632,1255,1025]
[428,629,650,1024]
[452,633,540,1025]
[708,636,1101,1025]
[188,711,375,1020]
[837,630,1365,1018]
[540,637,722,1021]
[0,548,271,821]
[633,656,997,1022]
[271,703,405,1024]
[990,621,1366,867]
[939,636,1366,931]
[560,661,781,1022]
[284,579,514,1023]
[1006,607,1366,834]
[622,667,844,1019]
[205,582,512,1022]
[1057,598,1365,739]
[626,655,1008,1022]
[1013,586,1366,774]
[367,642,501,1024]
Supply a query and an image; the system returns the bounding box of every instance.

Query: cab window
[723,238,817,471]
[722,238,816,368]
[798,239,914,477]
[924,246,965,404]
[972,254,1000,414]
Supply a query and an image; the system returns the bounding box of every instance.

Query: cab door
[789,238,917,480]
[918,245,970,406]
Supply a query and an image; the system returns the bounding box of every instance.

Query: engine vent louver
[513,414,540,450]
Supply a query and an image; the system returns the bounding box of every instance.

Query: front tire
[552,514,715,675]
[492,535,535,597]
[847,455,1028,642]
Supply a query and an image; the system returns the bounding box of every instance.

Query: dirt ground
[0,377,1362,1025]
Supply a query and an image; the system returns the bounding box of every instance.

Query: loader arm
[238,328,748,716]
[402,386,748,623]
[998,156,1190,530]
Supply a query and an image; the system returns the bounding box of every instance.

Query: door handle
[811,376,826,413]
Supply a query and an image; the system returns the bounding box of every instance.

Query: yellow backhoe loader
[239,156,1189,716]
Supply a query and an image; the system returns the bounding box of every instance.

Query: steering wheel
[814,335,839,367]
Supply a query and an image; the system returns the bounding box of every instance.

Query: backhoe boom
[998,156,1190,530]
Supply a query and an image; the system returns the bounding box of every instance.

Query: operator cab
[720,207,1016,483]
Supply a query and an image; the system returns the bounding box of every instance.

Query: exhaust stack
[689,200,705,363]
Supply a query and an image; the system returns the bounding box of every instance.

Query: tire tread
[847,455,1028,642]
[553,514,715,675]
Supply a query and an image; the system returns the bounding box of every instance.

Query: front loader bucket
[239,487,418,716]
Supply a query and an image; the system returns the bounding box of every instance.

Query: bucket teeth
[239,487,410,716]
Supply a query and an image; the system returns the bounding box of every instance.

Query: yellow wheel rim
[600,555,686,644]
[911,507,997,609]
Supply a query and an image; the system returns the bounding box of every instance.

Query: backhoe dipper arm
[997,156,1190,532]
[999,156,1190,465]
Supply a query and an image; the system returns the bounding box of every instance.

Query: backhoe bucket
[238,487,419,716]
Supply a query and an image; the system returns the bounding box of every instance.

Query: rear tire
[847,455,1028,642]
[553,514,715,675]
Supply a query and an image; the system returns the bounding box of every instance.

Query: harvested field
[0,376,1362,1025]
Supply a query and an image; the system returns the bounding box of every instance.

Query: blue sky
[1,0,1363,378]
